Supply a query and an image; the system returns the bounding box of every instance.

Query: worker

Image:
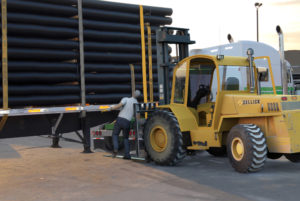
[108,90,141,159]
[190,84,210,108]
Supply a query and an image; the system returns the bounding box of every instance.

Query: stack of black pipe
[0,0,172,107]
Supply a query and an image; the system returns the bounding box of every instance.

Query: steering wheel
[199,84,210,96]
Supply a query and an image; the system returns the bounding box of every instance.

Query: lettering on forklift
[242,99,260,105]
[193,141,207,146]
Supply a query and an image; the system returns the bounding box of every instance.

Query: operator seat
[225,77,239,90]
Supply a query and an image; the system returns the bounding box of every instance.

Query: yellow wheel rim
[150,126,168,152]
[231,137,244,161]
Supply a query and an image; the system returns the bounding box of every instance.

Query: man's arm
[110,102,123,110]
[110,98,127,111]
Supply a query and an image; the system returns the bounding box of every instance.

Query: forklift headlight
[216,55,224,60]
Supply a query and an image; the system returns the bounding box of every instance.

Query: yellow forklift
[143,27,300,173]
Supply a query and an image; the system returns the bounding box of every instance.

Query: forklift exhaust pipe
[227,34,234,43]
[247,48,255,93]
[276,25,288,95]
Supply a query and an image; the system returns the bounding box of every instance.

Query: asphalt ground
[1,134,300,201]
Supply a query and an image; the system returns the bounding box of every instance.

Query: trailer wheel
[227,124,267,173]
[207,146,227,157]
[144,110,186,166]
[104,136,124,151]
[267,152,283,160]
[284,153,300,162]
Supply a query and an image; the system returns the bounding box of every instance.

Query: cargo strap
[146,23,153,102]
[2,0,8,110]
[1,0,8,130]
[130,64,136,96]
[139,5,148,104]
[0,115,8,131]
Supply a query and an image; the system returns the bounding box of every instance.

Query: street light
[255,2,263,42]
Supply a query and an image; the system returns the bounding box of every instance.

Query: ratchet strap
[139,5,148,104]
[1,0,9,130]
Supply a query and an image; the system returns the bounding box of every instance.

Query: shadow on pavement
[144,151,300,201]
[0,142,21,159]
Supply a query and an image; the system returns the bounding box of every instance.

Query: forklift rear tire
[104,136,124,151]
[207,147,227,157]
[267,152,283,160]
[227,124,267,173]
[144,110,186,166]
[284,153,300,162]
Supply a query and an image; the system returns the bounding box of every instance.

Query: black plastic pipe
[1,73,78,84]
[84,29,156,43]
[0,95,80,106]
[84,64,157,73]
[8,0,78,17]
[6,12,78,28]
[0,62,158,73]
[6,23,156,42]
[2,37,157,53]
[2,61,78,72]
[2,12,159,33]
[7,23,78,39]
[0,84,157,96]
[82,8,172,25]
[6,37,78,50]
[19,0,78,6]
[7,48,77,61]
[82,0,172,16]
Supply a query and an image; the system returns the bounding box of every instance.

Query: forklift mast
[156,27,195,105]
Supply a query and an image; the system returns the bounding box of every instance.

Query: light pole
[255,2,262,42]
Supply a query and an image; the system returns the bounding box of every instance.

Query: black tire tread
[143,110,186,166]
[227,124,267,173]
[267,152,283,160]
[207,147,227,157]
[285,153,300,162]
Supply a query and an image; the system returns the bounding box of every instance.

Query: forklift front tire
[227,124,267,173]
[144,110,186,166]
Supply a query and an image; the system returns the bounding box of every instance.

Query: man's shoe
[123,155,131,160]
[112,151,117,158]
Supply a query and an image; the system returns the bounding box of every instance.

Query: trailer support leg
[81,113,92,153]
[51,113,64,148]
[51,136,60,148]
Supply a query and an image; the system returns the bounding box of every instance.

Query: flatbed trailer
[0,0,171,152]
[0,0,110,152]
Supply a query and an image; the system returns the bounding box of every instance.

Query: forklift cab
[171,54,273,129]
[172,55,218,127]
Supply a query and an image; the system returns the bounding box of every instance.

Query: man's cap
[134,90,141,98]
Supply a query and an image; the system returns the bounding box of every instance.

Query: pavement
[1,134,300,201]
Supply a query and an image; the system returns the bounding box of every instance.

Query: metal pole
[78,0,91,153]
[255,3,262,42]
[51,113,64,148]
[78,0,86,109]
[256,8,259,42]
[134,104,140,157]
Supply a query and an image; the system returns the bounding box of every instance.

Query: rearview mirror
[257,67,269,81]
